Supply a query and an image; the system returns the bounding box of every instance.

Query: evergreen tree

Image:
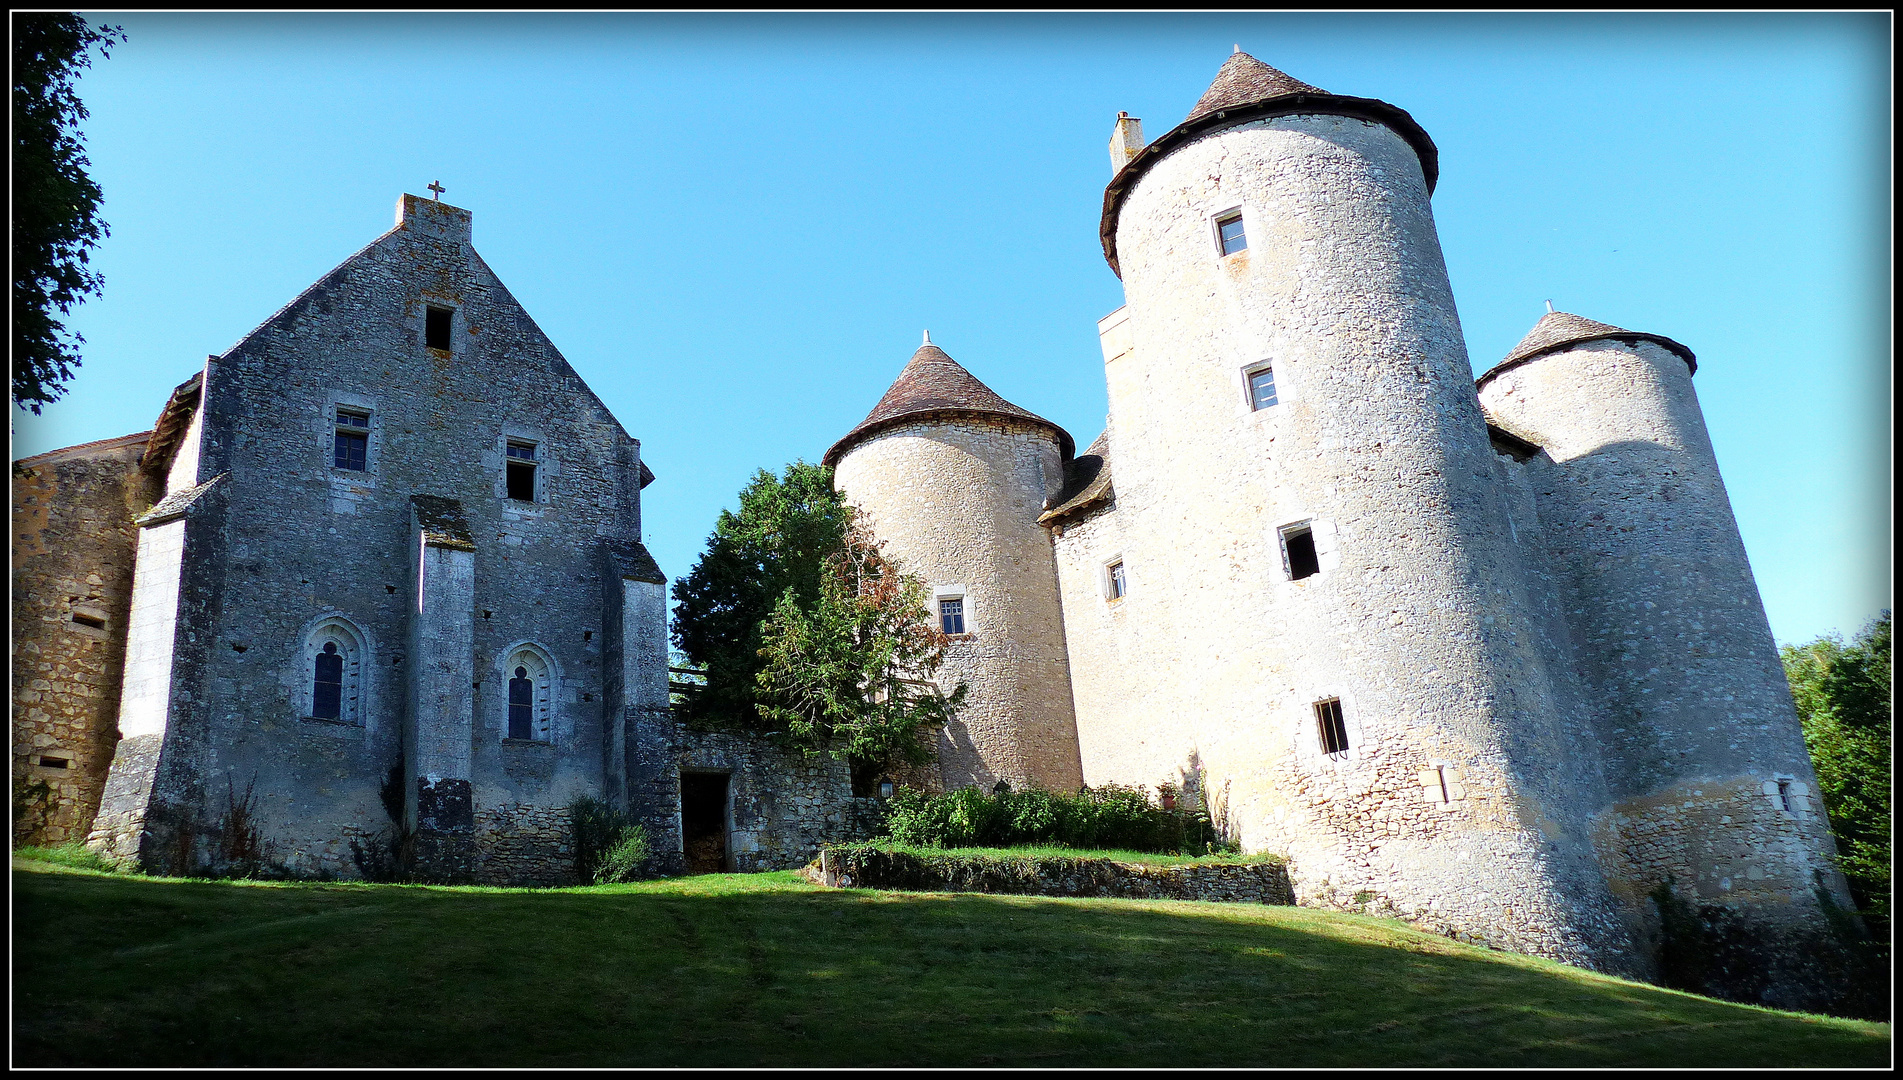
[1783,612,1891,941]
[669,462,850,725]
[12,13,124,413]
[756,517,966,784]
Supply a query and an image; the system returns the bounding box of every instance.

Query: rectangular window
[939,597,965,635]
[38,756,70,770]
[1282,524,1320,581]
[1217,212,1247,255]
[1316,698,1350,757]
[506,440,537,501]
[1247,365,1278,410]
[70,611,106,629]
[425,306,453,351]
[1107,561,1127,600]
[334,408,369,471]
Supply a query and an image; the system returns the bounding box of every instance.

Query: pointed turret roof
[1099,50,1439,277]
[823,338,1074,467]
[1477,309,1697,389]
[1185,51,1325,123]
[1039,430,1113,525]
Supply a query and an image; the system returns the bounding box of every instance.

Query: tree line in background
[1782,612,1891,947]
[12,13,123,413]
[670,462,962,790]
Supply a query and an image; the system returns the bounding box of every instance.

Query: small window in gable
[425,305,453,351]
[1216,211,1247,256]
[1246,364,1278,410]
[506,440,537,502]
[334,407,369,471]
[939,597,966,636]
[1316,698,1350,757]
[1281,523,1321,581]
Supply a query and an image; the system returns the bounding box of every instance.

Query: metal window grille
[313,642,343,719]
[1218,214,1247,255]
[1776,780,1794,813]
[940,598,965,635]
[1316,698,1350,756]
[1248,366,1278,410]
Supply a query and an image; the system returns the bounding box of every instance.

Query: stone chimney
[1109,112,1145,173]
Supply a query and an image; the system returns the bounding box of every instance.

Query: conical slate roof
[1100,50,1438,277]
[1039,430,1113,524]
[1184,52,1324,123]
[823,339,1074,467]
[1477,310,1697,389]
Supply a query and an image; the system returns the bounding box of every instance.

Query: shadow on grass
[11,865,1889,1068]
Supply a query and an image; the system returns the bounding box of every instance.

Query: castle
[11,51,1850,1002]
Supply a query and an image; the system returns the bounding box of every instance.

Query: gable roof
[1476,310,1697,390]
[823,340,1074,467]
[1099,50,1438,278]
[1039,430,1113,525]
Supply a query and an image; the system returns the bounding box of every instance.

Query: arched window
[497,644,555,742]
[303,616,368,725]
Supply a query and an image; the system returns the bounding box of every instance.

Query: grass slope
[11,860,1889,1068]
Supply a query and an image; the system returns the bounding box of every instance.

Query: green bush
[883,784,1222,854]
[570,795,650,885]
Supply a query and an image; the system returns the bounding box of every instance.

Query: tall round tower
[825,335,1084,793]
[1477,312,1853,937]
[1089,51,1629,968]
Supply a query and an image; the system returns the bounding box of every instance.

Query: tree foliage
[669,462,851,725]
[1783,612,1891,940]
[12,13,124,413]
[756,517,966,776]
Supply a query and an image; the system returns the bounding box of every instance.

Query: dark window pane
[507,461,536,501]
[507,442,536,460]
[334,430,368,471]
[1285,527,1320,580]
[1250,368,1278,410]
[337,410,369,428]
[425,306,452,350]
[313,650,343,719]
[1219,216,1247,255]
[940,598,965,635]
[509,674,534,739]
[1316,699,1349,756]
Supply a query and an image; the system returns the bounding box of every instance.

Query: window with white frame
[939,596,966,636]
[1215,209,1247,256]
[1245,363,1278,410]
[1106,560,1128,601]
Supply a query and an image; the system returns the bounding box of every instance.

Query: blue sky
[16,13,1890,646]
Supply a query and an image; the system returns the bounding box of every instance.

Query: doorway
[680,771,729,874]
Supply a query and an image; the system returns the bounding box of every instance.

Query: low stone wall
[474,803,576,886]
[814,845,1293,905]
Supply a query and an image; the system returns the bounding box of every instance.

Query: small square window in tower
[1107,561,1128,600]
[1217,212,1247,256]
[1281,523,1321,581]
[506,440,537,501]
[1315,698,1350,757]
[939,597,965,635]
[1247,365,1278,410]
[334,408,369,471]
[425,305,453,351]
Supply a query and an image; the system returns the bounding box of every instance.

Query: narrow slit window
[1435,765,1451,804]
[508,666,534,739]
[1107,561,1127,600]
[334,408,369,471]
[1282,524,1320,581]
[1316,698,1350,757]
[38,756,70,769]
[506,440,537,501]
[312,642,343,719]
[940,597,965,635]
[1217,212,1247,255]
[70,611,106,629]
[1247,365,1278,410]
[425,306,453,351]
[1776,779,1794,813]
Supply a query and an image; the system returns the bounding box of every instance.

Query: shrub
[571,795,650,884]
[12,842,122,873]
[883,784,1222,854]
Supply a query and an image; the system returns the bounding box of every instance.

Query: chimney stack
[1109,112,1146,173]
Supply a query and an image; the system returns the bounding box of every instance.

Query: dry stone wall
[11,434,154,845]
[815,845,1294,905]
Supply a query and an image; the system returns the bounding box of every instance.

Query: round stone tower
[1093,51,1629,967]
[1476,311,1853,928]
[824,335,1085,793]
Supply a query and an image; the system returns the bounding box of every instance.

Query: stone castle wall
[1478,340,1850,927]
[835,416,1084,793]
[11,434,154,846]
[1076,111,1632,971]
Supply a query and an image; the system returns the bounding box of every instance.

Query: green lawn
[11,858,1889,1067]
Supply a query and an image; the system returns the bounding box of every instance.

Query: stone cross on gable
[428,181,445,200]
